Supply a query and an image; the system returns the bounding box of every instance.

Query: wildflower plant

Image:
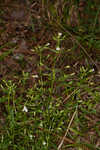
[53,32,65,52]
[0,3,100,149]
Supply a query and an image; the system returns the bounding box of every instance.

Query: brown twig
[58,109,77,150]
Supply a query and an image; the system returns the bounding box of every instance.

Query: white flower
[65,65,70,69]
[29,134,33,140]
[22,106,28,112]
[89,68,94,72]
[46,43,50,46]
[31,49,35,52]
[58,32,62,37]
[43,141,46,145]
[56,47,60,51]
[32,74,38,78]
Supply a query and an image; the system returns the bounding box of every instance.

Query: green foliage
[0,0,100,149]
[0,32,100,149]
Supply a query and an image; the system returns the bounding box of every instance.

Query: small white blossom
[22,106,28,112]
[58,32,62,37]
[46,43,50,46]
[43,141,46,145]
[89,82,94,85]
[32,74,38,78]
[56,47,60,51]
[29,134,33,140]
[31,49,35,52]
[89,68,94,72]
[65,65,70,69]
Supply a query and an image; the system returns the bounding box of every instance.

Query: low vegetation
[0,0,100,150]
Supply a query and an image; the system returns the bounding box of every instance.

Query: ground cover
[0,0,100,150]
